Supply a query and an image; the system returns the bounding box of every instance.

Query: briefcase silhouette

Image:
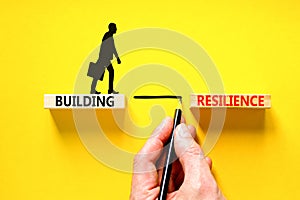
[87,61,105,80]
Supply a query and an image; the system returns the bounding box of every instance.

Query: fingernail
[163,117,171,125]
[178,124,189,138]
[158,117,169,129]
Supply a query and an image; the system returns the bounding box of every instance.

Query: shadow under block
[190,107,267,132]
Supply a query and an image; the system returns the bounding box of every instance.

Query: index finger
[138,117,173,160]
[133,117,173,173]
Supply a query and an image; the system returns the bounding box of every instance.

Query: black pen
[158,108,182,200]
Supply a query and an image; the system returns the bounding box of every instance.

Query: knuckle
[133,153,141,163]
[199,178,219,196]
[133,154,143,170]
[184,145,202,157]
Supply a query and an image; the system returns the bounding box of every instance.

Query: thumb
[174,124,206,181]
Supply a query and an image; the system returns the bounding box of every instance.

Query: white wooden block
[44,94,125,109]
[190,94,271,108]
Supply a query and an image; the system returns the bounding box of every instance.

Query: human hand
[130,117,225,200]
[117,57,121,64]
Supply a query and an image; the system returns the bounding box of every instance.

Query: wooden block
[190,94,271,108]
[44,94,125,109]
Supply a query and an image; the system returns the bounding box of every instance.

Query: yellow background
[0,0,300,199]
